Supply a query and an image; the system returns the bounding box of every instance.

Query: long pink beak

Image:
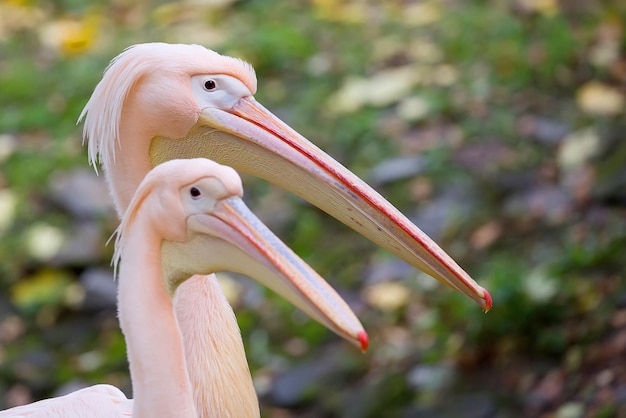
[183,195,369,351]
[150,96,492,311]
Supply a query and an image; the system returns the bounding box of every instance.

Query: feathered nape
[109,160,166,277]
[110,161,173,278]
[110,171,152,278]
[78,43,257,173]
[110,158,244,279]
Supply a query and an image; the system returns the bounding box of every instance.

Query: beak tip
[357,330,369,352]
[482,288,493,313]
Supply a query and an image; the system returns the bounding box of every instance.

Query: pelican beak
[171,195,368,351]
[151,96,491,312]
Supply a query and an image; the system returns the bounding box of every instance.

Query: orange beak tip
[483,288,493,313]
[357,330,369,352]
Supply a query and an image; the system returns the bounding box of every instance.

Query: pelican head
[114,158,368,350]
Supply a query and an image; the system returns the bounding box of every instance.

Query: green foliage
[1,0,625,416]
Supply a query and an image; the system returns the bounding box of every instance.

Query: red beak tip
[482,288,493,313]
[357,330,369,352]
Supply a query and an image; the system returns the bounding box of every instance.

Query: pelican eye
[203,79,217,91]
[190,187,202,198]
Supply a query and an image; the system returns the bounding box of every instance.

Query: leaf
[328,66,421,113]
[0,1,45,38]
[39,15,100,56]
[557,128,601,171]
[576,81,624,116]
[10,269,72,313]
[24,223,65,261]
[397,96,430,122]
[523,267,558,303]
[0,189,16,234]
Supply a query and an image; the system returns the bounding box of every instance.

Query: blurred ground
[1,0,625,417]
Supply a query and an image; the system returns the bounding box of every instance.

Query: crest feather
[111,158,243,277]
[79,43,257,172]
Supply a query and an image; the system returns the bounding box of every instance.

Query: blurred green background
[1,0,625,416]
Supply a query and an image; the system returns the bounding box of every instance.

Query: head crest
[79,43,256,172]
[111,158,242,276]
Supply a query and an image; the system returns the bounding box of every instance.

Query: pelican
[78,42,490,416]
[0,159,366,417]
[0,385,132,417]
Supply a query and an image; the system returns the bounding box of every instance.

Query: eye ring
[190,187,201,198]
[203,79,217,91]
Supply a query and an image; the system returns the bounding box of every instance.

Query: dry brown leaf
[470,221,502,250]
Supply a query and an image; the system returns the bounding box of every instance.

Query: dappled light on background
[363,281,411,312]
[23,223,65,262]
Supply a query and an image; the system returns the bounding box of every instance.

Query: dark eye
[190,187,201,198]
[203,79,216,91]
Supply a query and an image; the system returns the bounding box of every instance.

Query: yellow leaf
[39,14,100,56]
[576,81,624,116]
[10,269,72,312]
